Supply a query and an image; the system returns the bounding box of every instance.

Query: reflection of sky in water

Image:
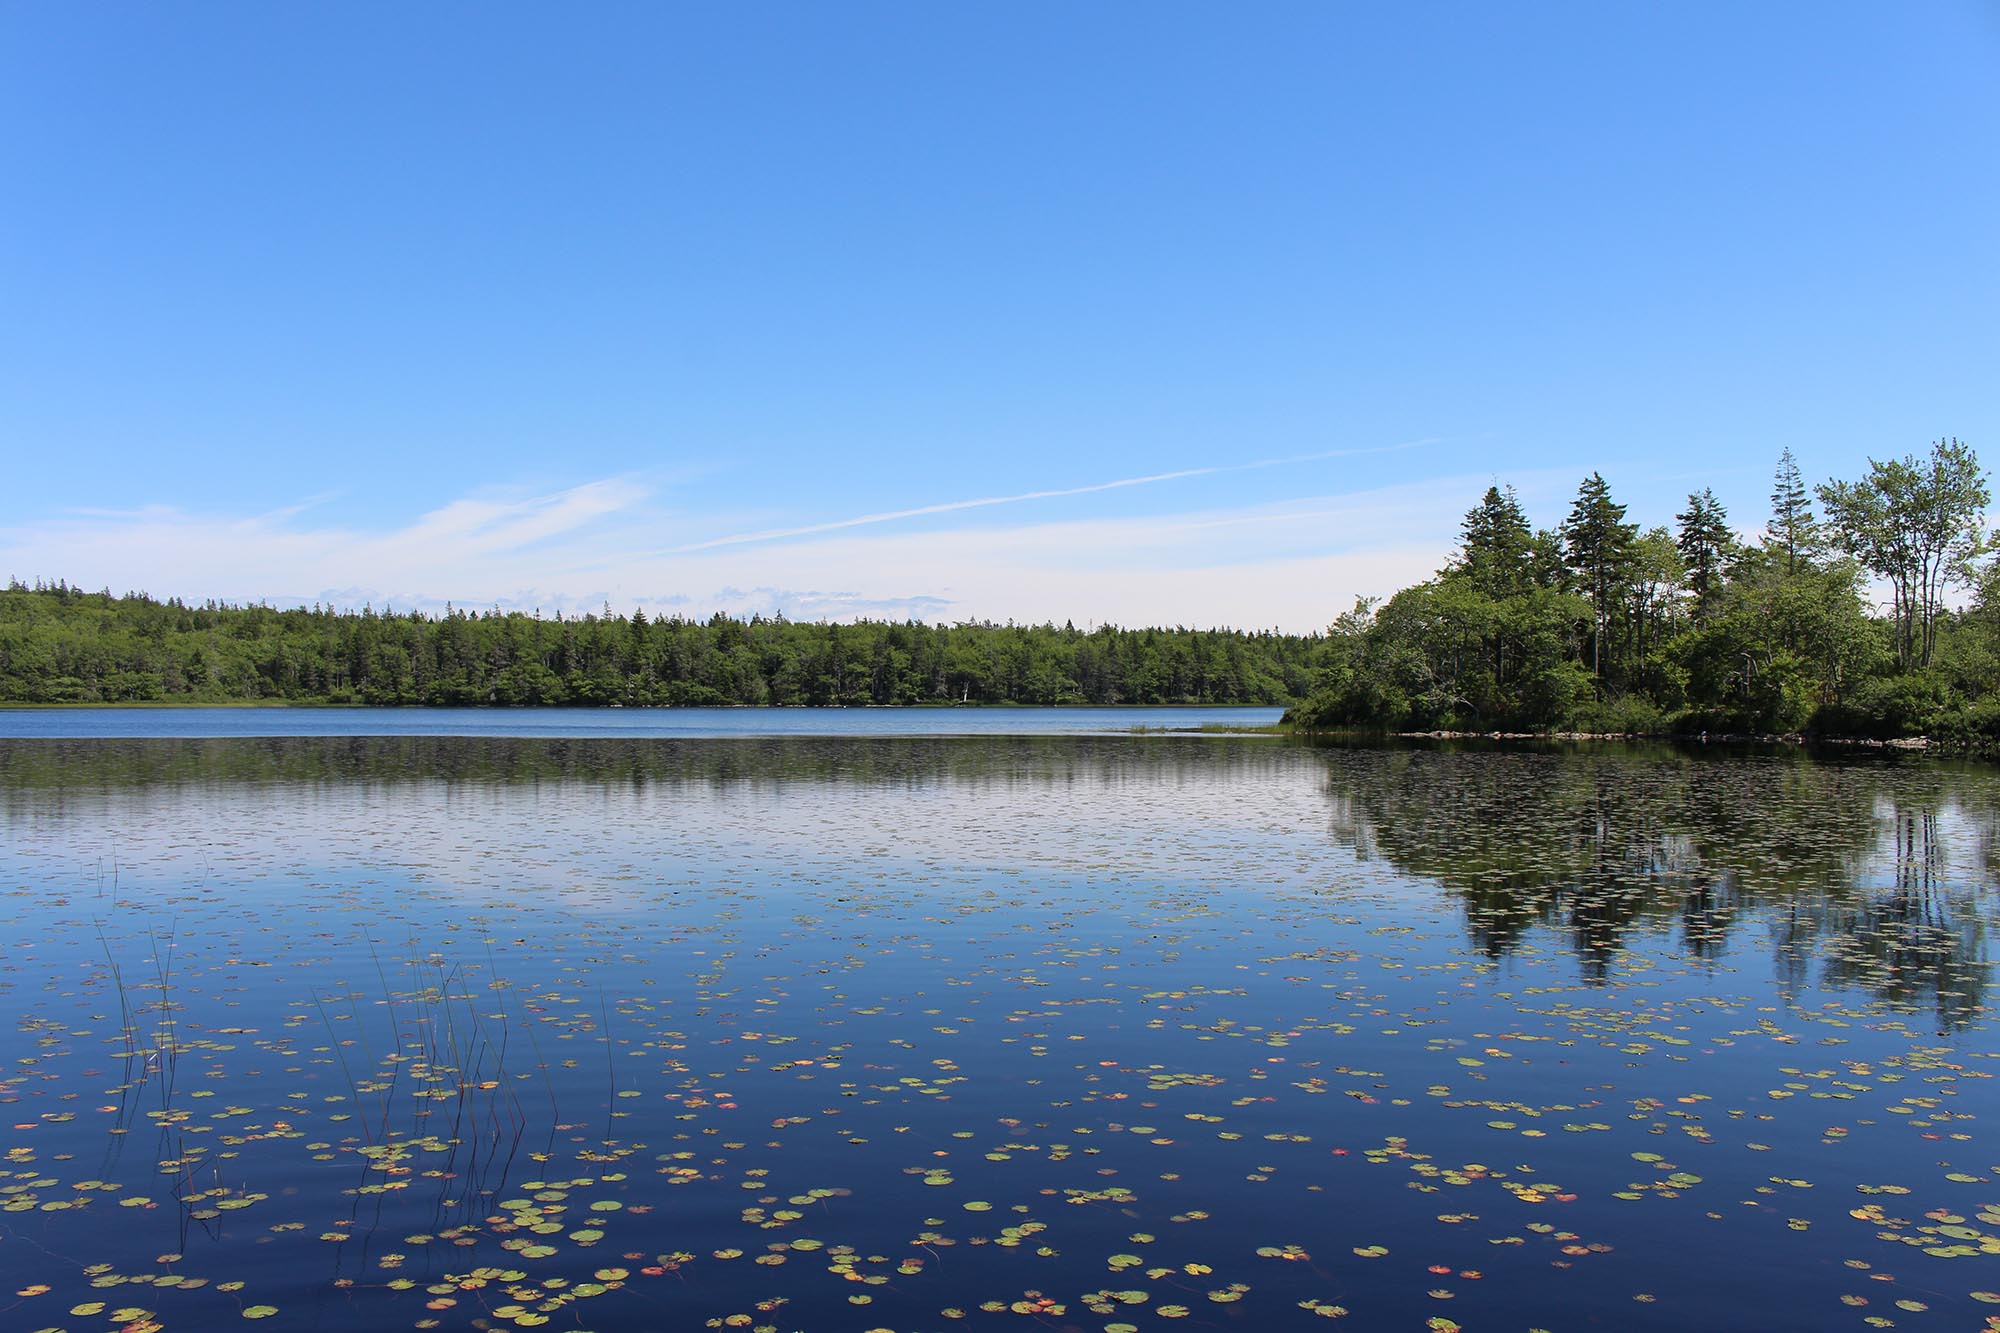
[0,738,1996,1333]
[4,739,1994,1009]
[3,742,1332,909]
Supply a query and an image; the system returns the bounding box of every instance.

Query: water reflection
[4,736,1994,1030]
[1318,743,1997,1025]
[0,732,1289,791]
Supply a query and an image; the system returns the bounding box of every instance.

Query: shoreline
[1391,728,1931,749]
[1288,726,1943,751]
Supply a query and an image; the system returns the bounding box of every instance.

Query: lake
[0,735,1995,1332]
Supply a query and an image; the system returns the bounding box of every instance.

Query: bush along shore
[1358,729,1937,750]
[1282,440,2000,750]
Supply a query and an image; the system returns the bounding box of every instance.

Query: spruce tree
[1675,487,1734,612]
[1766,448,1821,574]
[1457,485,1533,596]
[1562,473,1637,679]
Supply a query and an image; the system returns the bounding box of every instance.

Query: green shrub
[1812,672,1953,739]
[1925,698,2000,749]
[1567,694,1669,735]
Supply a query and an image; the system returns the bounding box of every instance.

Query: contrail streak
[670,438,1436,554]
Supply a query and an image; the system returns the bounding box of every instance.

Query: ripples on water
[0,737,1994,1332]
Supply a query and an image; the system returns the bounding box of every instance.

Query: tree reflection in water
[1318,742,1995,1027]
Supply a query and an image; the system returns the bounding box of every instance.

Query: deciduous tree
[1817,438,1989,669]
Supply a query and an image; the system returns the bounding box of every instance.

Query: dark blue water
[0,737,1994,1332]
[0,704,1283,739]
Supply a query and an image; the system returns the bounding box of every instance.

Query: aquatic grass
[306,986,370,1144]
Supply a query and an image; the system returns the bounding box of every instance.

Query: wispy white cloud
[1,465,1526,632]
[665,439,1438,554]
[380,478,648,556]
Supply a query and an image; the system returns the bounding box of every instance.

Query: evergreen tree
[1527,528,1570,592]
[1766,448,1821,574]
[1675,487,1735,613]
[1456,485,1534,596]
[1561,473,1638,679]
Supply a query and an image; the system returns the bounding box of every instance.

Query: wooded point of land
[1288,440,1999,742]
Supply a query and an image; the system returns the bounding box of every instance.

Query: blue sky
[3,3,1994,629]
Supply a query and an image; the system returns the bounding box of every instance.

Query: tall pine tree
[1562,473,1637,680]
[1675,487,1734,614]
[1766,448,1821,574]
[1456,485,1534,596]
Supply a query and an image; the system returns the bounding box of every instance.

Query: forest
[5,439,1993,738]
[1288,439,1999,741]
[0,586,1317,707]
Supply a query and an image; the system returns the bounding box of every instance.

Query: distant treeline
[1288,439,2000,741]
[0,585,1318,707]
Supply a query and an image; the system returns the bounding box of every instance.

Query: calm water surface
[0,706,1284,739]
[0,738,1995,1333]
